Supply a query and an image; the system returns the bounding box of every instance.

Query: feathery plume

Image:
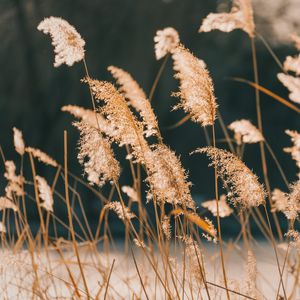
[83,78,150,163]
[61,105,114,134]
[25,147,58,167]
[201,194,233,218]
[271,188,288,213]
[286,230,300,251]
[199,0,255,38]
[37,17,85,67]
[0,197,18,212]
[4,161,24,198]
[145,144,195,209]
[103,201,135,221]
[284,180,300,220]
[108,66,159,137]
[35,176,54,212]
[291,33,300,51]
[121,186,138,202]
[161,216,171,240]
[172,45,217,127]
[277,73,300,104]
[154,27,180,60]
[13,127,25,155]
[284,129,300,177]
[74,121,120,186]
[228,119,264,145]
[283,55,300,75]
[195,147,266,209]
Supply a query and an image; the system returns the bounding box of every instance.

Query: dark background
[0,0,299,236]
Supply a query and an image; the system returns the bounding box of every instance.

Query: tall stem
[212,124,230,300]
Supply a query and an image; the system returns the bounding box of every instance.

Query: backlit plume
[145,144,195,209]
[228,119,264,145]
[271,188,288,213]
[108,66,159,137]
[277,73,300,104]
[199,0,255,38]
[4,161,24,199]
[103,202,135,221]
[61,105,114,134]
[13,127,25,155]
[283,55,300,75]
[195,147,265,209]
[0,197,18,212]
[172,45,217,127]
[25,147,58,167]
[36,176,54,212]
[284,180,300,220]
[121,186,139,202]
[154,27,180,60]
[37,17,85,67]
[284,129,300,178]
[83,78,149,163]
[74,121,120,186]
[201,194,233,217]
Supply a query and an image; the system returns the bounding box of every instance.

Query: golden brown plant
[172,44,217,127]
[37,17,85,67]
[195,147,266,209]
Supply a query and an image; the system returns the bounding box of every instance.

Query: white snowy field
[0,241,295,299]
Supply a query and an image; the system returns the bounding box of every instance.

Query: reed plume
[37,17,85,67]
[228,119,264,145]
[277,73,300,104]
[4,161,24,199]
[154,27,180,60]
[284,129,300,178]
[25,147,58,167]
[108,66,159,137]
[199,0,255,38]
[0,197,18,212]
[103,201,135,221]
[13,127,25,156]
[201,194,233,217]
[74,121,120,186]
[36,176,54,212]
[194,147,266,209]
[172,44,217,127]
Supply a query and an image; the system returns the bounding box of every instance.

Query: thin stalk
[212,124,230,300]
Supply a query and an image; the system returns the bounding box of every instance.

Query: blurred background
[0,0,299,237]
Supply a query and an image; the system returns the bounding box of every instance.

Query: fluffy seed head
[277,73,300,104]
[154,27,180,60]
[61,105,114,135]
[271,188,288,213]
[108,66,159,137]
[172,45,217,127]
[74,121,120,186]
[83,78,150,163]
[38,17,85,67]
[121,186,138,202]
[145,144,195,209]
[25,147,58,167]
[201,194,233,217]
[284,129,300,178]
[4,161,24,198]
[103,201,135,221]
[161,216,171,240]
[283,55,300,75]
[228,119,264,145]
[13,127,25,155]
[199,0,255,37]
[195,147,266,209]
[36,176,54,212]
[285,180,300,220]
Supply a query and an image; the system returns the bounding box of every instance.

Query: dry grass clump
[1,2,300,299]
